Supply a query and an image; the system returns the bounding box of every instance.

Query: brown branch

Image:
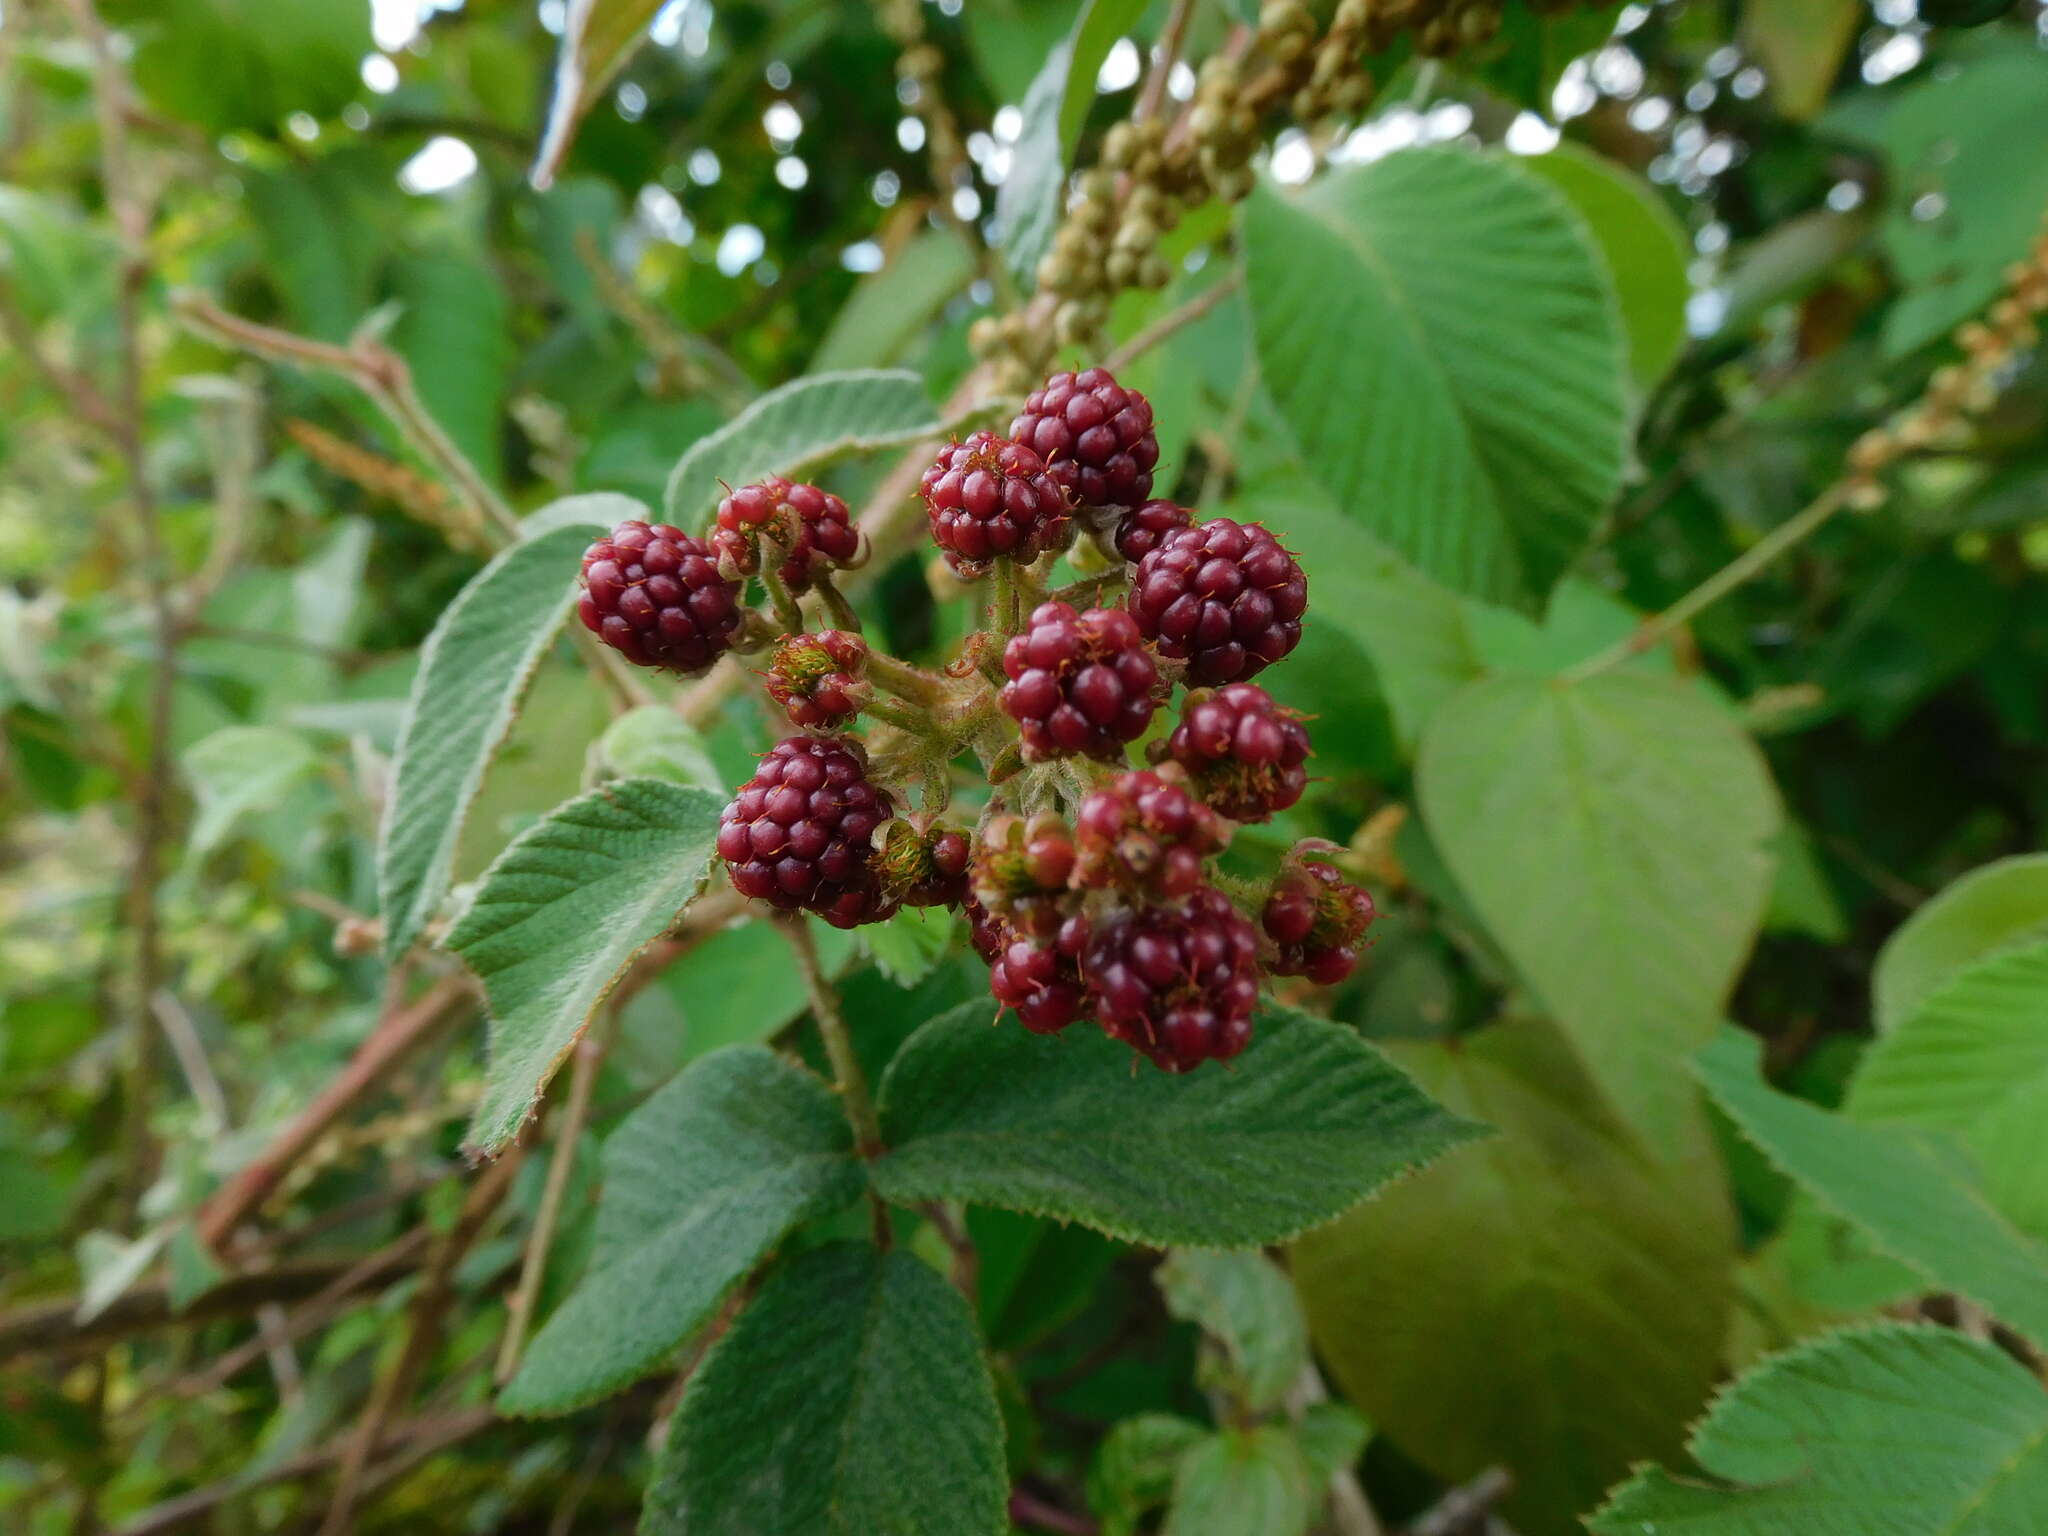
[1101,272,1242,375]
[0,1247,423,1364]
[195,974,475,1254]
[110,1406,495,1536]
[322,1150,525,1534]
[1405,1467,1512,1536]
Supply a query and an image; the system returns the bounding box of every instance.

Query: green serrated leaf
[1590,1323,2048,1534]
[1292,1017,1730,1536]
[533,0,668,188]
[181,725,318,857]
[862,906,956,988]
[640,1243,1006,1536]
[1089,1414,1210,1534]
[1849,941,2048,1240]
[449,778,724,1152]
[872,1001,1485,1248]
[1872,854,2048,1034]
[596,706,722,793]
[1245,148,1628,609]
[378,518,606,961]
[1518,144,1690,387]
[1418,672,1780,1155]
[1163,1426,1313,1536]
[1156,1250,1307,1415]
[500,1046,865,1416]
[991,0,1150,289]
[663,371,939,525]
[1294,1403,1369,1487]
[1696,1028,2048,1348]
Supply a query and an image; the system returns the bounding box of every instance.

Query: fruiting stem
[865,695,942,737]
[1563,483,1850,684]
[865,647,948,705]
[778,914,884,1159]
[992,557,1023,635]
[756,535,807,635]
[815,571,864,633]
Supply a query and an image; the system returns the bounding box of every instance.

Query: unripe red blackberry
[1010,367,1159,512]
[920,431,1070,574]
[711,476,862,593]
[1263,860,1376,985]
[1161,684,1311,822]
[1073,768,1229,901]
[578,520,743,673]
[1127,518,1307,685]
[1114,499,1192,564]
[717,736,898,929]
[971,813,1079,939]
[988,911,1090,1034]
[1084,887,1260,1071]
[879,818,973,909]
[1000,601,1160,761]
[765,629,867,730]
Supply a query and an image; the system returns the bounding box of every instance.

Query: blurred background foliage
[3,0,2048,1532]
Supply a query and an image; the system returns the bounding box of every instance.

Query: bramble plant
[8,1,2048,1534]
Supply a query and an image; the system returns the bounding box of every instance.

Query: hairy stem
[778,915,882,1158]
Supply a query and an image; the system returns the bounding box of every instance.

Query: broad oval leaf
[662,370,940,525]
[182,724,318,857]
[448,778,724,1152]
[532,0,667,189]
[377,517,607,960]
[1156,1250,1307,1416]
[1591,1324,2048,1534]
[1696,1028,2048,1349]
[640,1242,1006,1536]
[1519,144,1690,387]
[1163,1427,1313,1536]
[991,0,1149,290]
[1871,853,2048,1034]
[871,1001,1485,1247]
[1849,941,2048,1240]
[1245,147,1628,609]
[1417,672,1780,1153]
[1292,1018,1729,1536]
[499,1046,865,1416]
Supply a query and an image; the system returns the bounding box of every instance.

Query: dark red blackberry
[1000,601,1160,762]
[717,736,898,929]
[1010,368,1159,512]
[711,476,863,594]
[1161,683,1312,822]
[765,630,866,730]
[1084,887,1260,1071]
[989,911,1090,1034]
[920,431,1070,574]
[970,813,1078,939]
[1113,499,1192,564]
[1127,518,1307,685]
[1264,861,1376,985]
[1073,768,1229,902]
[578,520,743,674]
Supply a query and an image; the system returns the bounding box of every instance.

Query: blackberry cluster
[576,361,1368,1071]
[1000,602,1160,762]
[578,520,743,674]
[712,476,862,594]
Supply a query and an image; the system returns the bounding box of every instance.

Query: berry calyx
[765,629,868,730]
[1161,683,1312,822]
[1113,498,1193,564]
[1263,860,1376,985]
[1073,767,1230,901]
[1000,601,1161,762]
[711,476,863,593]
[1127,517,1308,684]
[879,818,973,909]
[1010,367,1159,512]
[717,736,898,929]
[920,430,1070,574]
[578,520,744,674]
[1084,887,1260,1071]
